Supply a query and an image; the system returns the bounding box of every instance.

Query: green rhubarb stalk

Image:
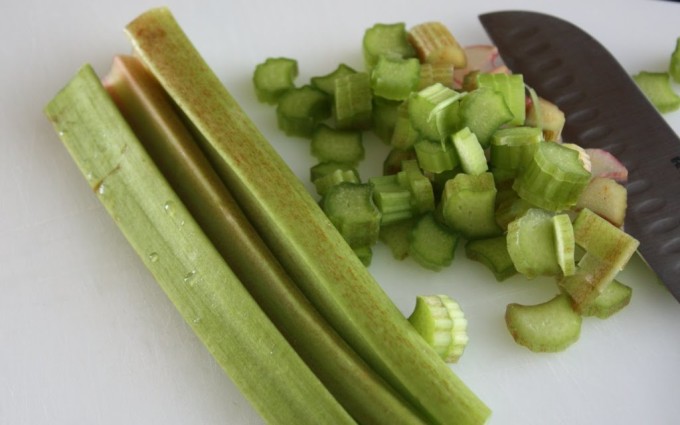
[126,7,490,425]
[44,64,354,425]
[103,55,427,425]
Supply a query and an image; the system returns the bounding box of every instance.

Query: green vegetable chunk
[334,72,374,130]
[671,37,680,83]
[371,56,421,101]
[362,22,416,70]
[314,167,361,197]
[276,85,332,137]
[398,159,435,214]
[311,124,365,165]
[323,182,382,249]
[578,279,633,319]
[489,126,542,180]
[414,138,459,173]
[506,208,561,279]
[310,161,358,181]
[441,172,502,240]
[379,216,419,260]
[632,71,680,113]
[370,174,415,225]
[559,209,639,308]
[253,57,298,104]
[451,127,488,176]
[505,294,582,353]
[513,141,591,212]
[494,192,535,231]
[390,100,419,150]
[408,83,462,141]
[373,96,401,143]
[476,72,526,125]
[465,236,517,282]
[353,244,374,266]
[409,213,459,270]
[408,295,469,363]
[553,213,576,277]
[459,86,513,148]
[311,63,357,96]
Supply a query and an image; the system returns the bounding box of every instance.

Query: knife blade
[479,11,680,302]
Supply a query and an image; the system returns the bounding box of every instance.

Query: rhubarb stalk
[103,54,427,425]
[44,65,355,425]
[126,7,490,425]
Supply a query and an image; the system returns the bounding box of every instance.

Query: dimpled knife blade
[480,11,680,302]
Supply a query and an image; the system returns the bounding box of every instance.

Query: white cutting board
[2,0,679,424]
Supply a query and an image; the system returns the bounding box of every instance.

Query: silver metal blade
[480,11,680,301]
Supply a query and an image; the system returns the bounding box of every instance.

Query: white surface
[2,0,680,424]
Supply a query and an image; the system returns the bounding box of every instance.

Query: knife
[479,11,680,302]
